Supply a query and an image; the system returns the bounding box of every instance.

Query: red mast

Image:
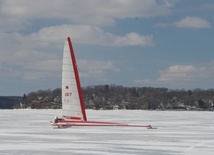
[67,37,87,121]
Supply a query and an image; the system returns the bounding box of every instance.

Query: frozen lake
[0,109,214,155]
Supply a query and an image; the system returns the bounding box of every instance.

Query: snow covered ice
[0,109,214,155]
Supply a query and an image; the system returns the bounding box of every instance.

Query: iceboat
[50,37,153,129]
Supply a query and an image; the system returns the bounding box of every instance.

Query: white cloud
[79,60,119,72]
[78,60,120,80]
[1,24,154,47]
[0,65,20,78]
[37,24,153,46]
[134,64,214,87]
[157,16,211,29]
[173,17,211,29]
[0,47,61,80]
[23,72,56,80]
[157,65,202,82]
[0,0,160,81]
[0,64,58,80]
[25,60,61,71]
[0,0,173,30]
[115,33,154,47]
[0,24,151,82]
[0,48,60,69]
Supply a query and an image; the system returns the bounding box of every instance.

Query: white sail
[62,38,86,120]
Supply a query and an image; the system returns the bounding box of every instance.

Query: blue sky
[0,0,214,96]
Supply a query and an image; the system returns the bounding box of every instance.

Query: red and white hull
[50,119,152,128]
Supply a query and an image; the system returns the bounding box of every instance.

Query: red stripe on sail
[67,37,87,121]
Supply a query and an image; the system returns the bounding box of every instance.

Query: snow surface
[0,109,214,155]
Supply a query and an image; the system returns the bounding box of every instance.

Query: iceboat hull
[50,119,152,128]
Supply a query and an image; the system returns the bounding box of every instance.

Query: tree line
[1,85,214,110]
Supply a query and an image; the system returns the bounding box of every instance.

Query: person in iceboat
[54,117,63,123]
